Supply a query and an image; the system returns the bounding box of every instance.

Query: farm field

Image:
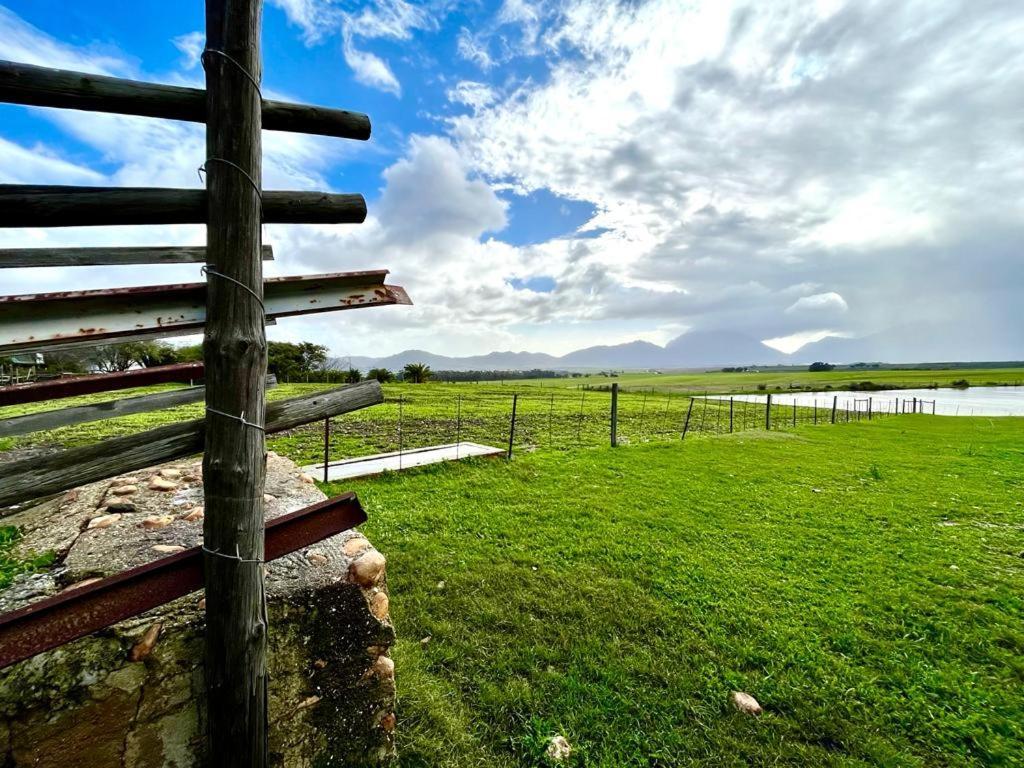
[333,416,1024,767]
[484,366,1024,394]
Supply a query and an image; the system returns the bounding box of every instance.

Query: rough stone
[147,477,176,492]
[546,735,572,762]
[731,691,763,716]
[369,591,390,621]
[88,513,121,530]
[142,515,174,530]
[181,507,204,522]
[350,551,387,587]
[0,452,394,767]
[105,501,137,514]
[158,468,182,480]
[111,484,138,496]
[306,550,329,567]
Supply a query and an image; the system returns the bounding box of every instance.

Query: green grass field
[484,366,1024,394]
[329,416,1024,767]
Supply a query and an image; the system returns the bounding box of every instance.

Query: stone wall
[0,452,395,767]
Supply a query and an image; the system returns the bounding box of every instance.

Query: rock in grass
[731,691,763,715]
[546,735,572,761]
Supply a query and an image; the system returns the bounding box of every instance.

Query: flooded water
[722,386,1024,417]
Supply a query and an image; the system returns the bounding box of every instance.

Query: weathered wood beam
[0,375,276,438]
[0,362,204,407]
[0,186,365,228]
[202,0,268,759]
[0,379,383,510]
[0,60,371,140]
[0,244,274,268]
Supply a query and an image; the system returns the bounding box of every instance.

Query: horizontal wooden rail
[0,244,274,268]
[0,60,370,140]
[0,492,366,669]
[0,379,383,510]
[0,362,204,407]
[0,186,366,228]
[0,271,410,354]
[0,375,276,438]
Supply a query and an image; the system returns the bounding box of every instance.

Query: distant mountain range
[342,327,1021,372]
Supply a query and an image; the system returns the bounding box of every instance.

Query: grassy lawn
[327,416,1024,766]
[492,366,1024,394]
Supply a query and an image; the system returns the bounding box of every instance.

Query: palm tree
[367,367,395,383]
[402,362,432,383]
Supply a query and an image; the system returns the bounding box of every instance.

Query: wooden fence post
[680,397,694,440]
[868,397,873,420]
[729,397,734,433]
[610,383,619,447]
[792,399,797,427]
[507,394,518,459]
[202,0,268,764]
[831,395,838,424]
[765,393,772,430]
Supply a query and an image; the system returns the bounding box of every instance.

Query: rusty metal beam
[0,492,366,669]
[0,362,204,407]
[0,271,412,354]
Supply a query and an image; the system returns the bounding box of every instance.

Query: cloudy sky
[1,0,1021,359]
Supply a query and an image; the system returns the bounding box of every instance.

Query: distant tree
[267,341,328,381]
[344,368,362,384]
[88,342,176,372]
[402,362,432,383]
[808,361,835,372]
[367,367,395,383]
[174,343,204,363]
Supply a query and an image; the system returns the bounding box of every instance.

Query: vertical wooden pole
[868,397,873,420]
[831,395,838,424]
[610,383,619,447]
[507,394,518,459]
[202,1,267,765]
[765,393,772,430]
[913,396,917,413]
[681,397,694,440]
[792,400,797,427]
[729,397,734,433]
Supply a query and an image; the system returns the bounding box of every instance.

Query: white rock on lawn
[731,691,763,715]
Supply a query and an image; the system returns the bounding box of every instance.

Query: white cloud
[456,28,494,70]
[0,7,130,74]
[785,292,848,314]
[172,31,205,70]
[342,31,402,96]
[447,81,497,110]
[0,137,105,185]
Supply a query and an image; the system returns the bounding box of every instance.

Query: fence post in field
[681,397,695,440]
[831,395,838,423]
[610,383,619,447]
[813,399,817,424]
[792,399,797,427]
[322,417,330,483]
[913,396,917,413]
[507,393,518,460]
[729,397,734,433]
[932,400,936,415]
[868,397,873,420]
[765,393,772,430]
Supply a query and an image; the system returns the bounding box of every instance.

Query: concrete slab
[304,442,503,481]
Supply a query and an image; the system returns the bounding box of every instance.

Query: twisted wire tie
[202,543,264,564]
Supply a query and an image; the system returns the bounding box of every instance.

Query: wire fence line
[272,387,917,470]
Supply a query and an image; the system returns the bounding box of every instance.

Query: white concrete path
[303,441,503,481]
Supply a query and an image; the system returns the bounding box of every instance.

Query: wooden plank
[202,2,268,759]
[0,362,204,407]
[0,60,370,140]
[0,379,383,510]
[0,245,273,268]
[0,375,276,438]
[0,186,365,228]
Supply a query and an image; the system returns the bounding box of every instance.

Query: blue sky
[1,1,1022,361]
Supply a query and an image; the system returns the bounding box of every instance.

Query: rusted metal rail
[0,60,371,141]
[0,362,204,407]
[0,493,366,670]
[0,271,411,354]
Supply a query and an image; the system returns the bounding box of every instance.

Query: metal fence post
[765,393,772,430]
[507,393,518,459]
[681,397,695,440]
[322,416,330,483]
[610,383,619,447]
